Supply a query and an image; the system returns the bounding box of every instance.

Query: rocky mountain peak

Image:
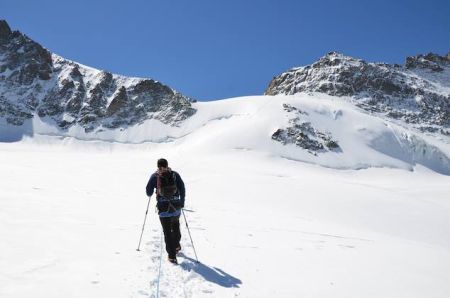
[311,51,363,68]
[0,20,196,132]
[405,52,450,72]
[265,51,450,132]
[0,20,12,41]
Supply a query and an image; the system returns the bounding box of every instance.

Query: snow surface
[1,94,450,297]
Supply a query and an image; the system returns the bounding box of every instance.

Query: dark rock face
[0,30,53,86]
[0,20,12,41]
[406,53,448,71]
[265,52,450,131]
[106,86,127,116]
[271,104,340,154]
[0,20,196,131]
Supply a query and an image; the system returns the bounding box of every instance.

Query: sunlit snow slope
[2,94,450,174]
[1,94,450,298]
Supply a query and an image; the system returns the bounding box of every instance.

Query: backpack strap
[166,201,178,213]
[172,171,177,185]
[156,171,161,196]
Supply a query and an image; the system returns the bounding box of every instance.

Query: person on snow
[146,158,185,264]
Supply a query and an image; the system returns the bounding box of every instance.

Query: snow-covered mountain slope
[1,128,449,298]
[3,93,449,175]
[0,20,195,132]
[265,52,450,133]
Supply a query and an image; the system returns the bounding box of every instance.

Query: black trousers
[159,215,181,258]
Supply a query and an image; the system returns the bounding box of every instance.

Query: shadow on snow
[179,253,242,288]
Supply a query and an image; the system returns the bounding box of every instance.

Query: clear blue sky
[2,0,449,101]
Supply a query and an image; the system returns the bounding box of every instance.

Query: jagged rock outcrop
[272,103,340,154]
[265,51,450,133]
[0,20,12,41]
[405,53,449,71]
[0,20,196,131]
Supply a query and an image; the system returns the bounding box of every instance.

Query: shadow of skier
[179,254,242,288]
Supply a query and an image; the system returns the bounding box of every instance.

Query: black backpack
[157,170,178,198]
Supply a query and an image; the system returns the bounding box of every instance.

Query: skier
[146,158,185,264]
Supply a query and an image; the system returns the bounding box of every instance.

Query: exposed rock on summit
[265,52,450,132]
[0,20,12,40]
[0,20,196,131]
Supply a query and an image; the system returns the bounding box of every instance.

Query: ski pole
[136,196,152,251]
[181,209,199,263]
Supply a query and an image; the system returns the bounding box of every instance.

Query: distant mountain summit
[0,20,195,132]
[265,51,450,134]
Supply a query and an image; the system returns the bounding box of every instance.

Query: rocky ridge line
[0,20,196,132]
[265,51,450,134]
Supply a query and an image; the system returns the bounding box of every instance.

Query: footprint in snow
[137,290,148,296]
[339,244,355,249]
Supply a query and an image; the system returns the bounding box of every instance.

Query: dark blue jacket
[146,170,185,216]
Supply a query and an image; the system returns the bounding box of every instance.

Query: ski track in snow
[135,217,216,298]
